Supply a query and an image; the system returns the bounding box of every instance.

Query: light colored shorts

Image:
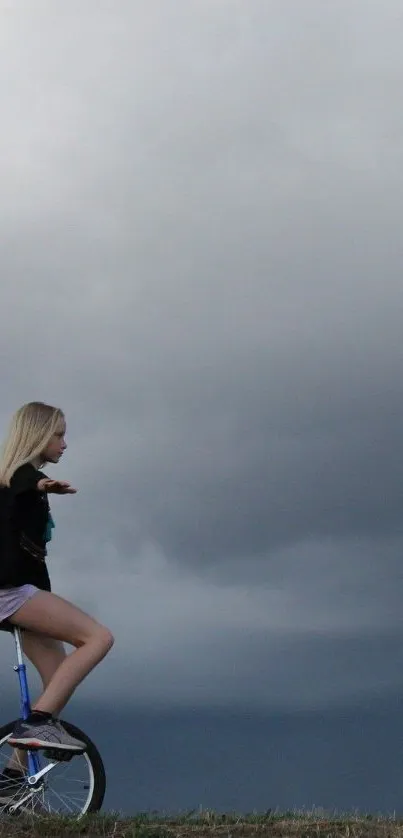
[0,584,39,625]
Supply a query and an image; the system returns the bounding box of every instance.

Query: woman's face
[42,421,67,464]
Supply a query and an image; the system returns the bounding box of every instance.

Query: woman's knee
[74,623,114,654]
[95,624,114,654]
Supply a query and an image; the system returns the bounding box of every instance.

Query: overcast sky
[1,0,403,814]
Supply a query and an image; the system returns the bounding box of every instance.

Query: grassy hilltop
[1,810,403,838]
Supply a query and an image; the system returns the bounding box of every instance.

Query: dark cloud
[0,0,403,719]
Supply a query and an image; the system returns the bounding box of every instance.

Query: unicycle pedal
[46,748,77,762]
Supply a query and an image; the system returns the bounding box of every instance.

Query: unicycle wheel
[0,718,106,816]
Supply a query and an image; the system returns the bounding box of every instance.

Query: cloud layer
[1,0,403,712]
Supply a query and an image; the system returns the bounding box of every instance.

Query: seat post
[13,625,24,667]
[12,626,31,720]
[11,625,41,777]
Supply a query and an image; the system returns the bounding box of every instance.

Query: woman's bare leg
[8,591,114,715]
[23,633,67,714]
[6,634,67,772]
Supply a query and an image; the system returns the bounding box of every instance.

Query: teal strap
[45,513,55,543]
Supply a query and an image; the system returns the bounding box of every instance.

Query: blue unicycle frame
[12,625,41,777]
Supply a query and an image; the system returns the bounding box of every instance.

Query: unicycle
[0,625,106,817]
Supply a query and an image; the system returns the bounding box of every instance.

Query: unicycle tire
[0,717,106,815]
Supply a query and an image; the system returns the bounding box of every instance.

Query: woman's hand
[37,479,77,494]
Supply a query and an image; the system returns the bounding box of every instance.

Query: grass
[1,809,403,838]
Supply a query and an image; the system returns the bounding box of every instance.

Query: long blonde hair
[0,401,65,487]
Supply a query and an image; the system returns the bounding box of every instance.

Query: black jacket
[0,463,51,590]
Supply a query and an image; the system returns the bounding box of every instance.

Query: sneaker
[0,768,26,805]
[8,714,86,753]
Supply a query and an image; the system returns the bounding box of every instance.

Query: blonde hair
[0,401,65,487]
